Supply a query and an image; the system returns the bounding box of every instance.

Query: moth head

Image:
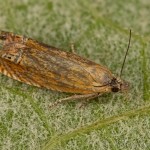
[110,77,130,93]
[110,29,131,93]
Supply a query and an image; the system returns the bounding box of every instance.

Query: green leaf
[0,0,150,150]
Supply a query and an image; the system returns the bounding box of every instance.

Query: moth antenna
[120,29,131,78]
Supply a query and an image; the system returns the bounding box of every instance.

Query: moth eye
[111,87,119,92]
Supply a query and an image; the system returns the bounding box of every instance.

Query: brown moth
[0,30,131,107]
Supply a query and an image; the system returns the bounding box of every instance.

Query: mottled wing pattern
[0,31,114,94]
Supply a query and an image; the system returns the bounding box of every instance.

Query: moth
[0,30,131,107]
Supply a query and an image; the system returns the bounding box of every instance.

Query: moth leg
[77,93,102,108]
[70,43,76,53]
[49,93,100,108]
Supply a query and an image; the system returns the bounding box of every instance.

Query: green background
[0,0,150,150]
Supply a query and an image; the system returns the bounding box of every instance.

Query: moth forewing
[0,30,131,107]
[0,42,114,94]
